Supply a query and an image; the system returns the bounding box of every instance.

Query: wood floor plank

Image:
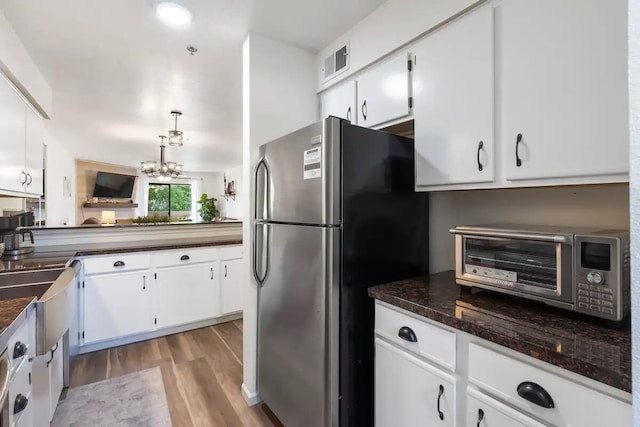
[175,357,244,427]
[69,348,109,388]
[213,322,243,363]
[68,322,282,427]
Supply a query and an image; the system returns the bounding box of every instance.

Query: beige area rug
[52,367,172,427]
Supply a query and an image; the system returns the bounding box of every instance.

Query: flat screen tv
[93,172,136,199]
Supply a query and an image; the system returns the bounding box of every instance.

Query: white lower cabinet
[375,338,455,427]
[220,258,244,315]
[155,264,219,329]
[466,388,546,427]
[32,338,64,427]
[83,272,152,344]
[374,302,632,427]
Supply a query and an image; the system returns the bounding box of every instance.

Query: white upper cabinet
[0,77,28,194]
[414,5,494,187]
[25,105,44,196]
[500,0,628,182]
[356,52,411,128]
[320,80,357,124]
[0,75,45,197]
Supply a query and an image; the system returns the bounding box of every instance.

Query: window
[148,183,192,219]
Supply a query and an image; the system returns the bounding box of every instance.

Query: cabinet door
[357,53,410,128]
[25,106,44,196]
[49,338,63,421]
[220,258,244,315]
[83,272,152,344]
[375,339,455,427]
[414,5,494,187]
[466,389,546,427]
[155,264,219,329]
[320,80,357,123]
[501,0,628,181]
[0,77,27,194]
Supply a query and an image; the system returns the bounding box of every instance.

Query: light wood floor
[69,320,283,427]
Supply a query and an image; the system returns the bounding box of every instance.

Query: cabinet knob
[13,393,28,415]
[398,326,417,343]
[476,408,484,427]
[517,381,554,408]
[516,133,523,167]
[13,342,27,360]
[437,384,445,420]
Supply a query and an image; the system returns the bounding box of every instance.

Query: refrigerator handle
[253,157,271,221]
[252,223,270,286]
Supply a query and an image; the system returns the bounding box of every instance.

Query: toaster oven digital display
[581,242,611,271]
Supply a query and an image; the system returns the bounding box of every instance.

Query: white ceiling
[0,0,386,172]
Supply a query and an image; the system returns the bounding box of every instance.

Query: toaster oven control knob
[587,271,605,285]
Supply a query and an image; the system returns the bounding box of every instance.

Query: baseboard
[241,383,262,406]
[74,312,243,355]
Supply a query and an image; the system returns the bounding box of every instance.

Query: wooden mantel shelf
[83,203,138,209]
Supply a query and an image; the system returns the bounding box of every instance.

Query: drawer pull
[398,326,417,343]
[113,261,125,267]
[180,255,190,261]
[437,384,444,420]
[517,381,555,408]
[13,393,28,414]
[476,408,484,427]
[13,342,28,359]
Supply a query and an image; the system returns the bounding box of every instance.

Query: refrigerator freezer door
[257,223,340,427]
[256,118,341,226]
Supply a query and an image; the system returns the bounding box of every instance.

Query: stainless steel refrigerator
[254,117,429,427]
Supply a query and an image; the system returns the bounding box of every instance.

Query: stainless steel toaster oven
[450,225,630,321]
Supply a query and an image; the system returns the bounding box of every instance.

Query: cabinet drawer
[153,247,217,267]
[375,303,456,371]
[466,387,546,427]
[9,357,31,427]
[219,245,243,260]
[7,320,29,376]
[83,253,150,275]
[468,343,632,426]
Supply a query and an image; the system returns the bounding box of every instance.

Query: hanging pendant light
[168,110,184,146]
[141,136,183,180]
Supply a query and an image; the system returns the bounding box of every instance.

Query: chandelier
[141,136,183,181]
[168,110,184,146]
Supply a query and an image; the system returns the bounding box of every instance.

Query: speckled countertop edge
[369,272,631,393]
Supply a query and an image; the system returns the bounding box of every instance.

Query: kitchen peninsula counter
[369,271,631,393]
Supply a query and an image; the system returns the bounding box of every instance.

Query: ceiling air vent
[323,42,349,82]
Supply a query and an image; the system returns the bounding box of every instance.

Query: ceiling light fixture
[156,2,193,28]
[168,110,184,146]
[141,136,183,181]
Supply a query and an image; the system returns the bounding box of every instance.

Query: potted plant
[197,193,219,222]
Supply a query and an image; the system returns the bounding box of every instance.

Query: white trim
[241,383,262,406]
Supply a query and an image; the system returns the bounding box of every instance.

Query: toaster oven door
[456,235,573,305]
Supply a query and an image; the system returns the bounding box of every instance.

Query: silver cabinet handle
[210,267,214,280]
[19,171,27,185]
[26,172,33,186]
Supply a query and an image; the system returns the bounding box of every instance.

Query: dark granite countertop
[0,253,75,273]
[0,297,35,351]
[24,220,241,231]
[369,271,631,393]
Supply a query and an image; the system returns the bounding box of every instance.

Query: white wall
[430,184,630,273]
[241,33,319,404]
[629,0,640,422]
[317,0,480,91]
[0,11,52,117]
[45,133,76,226]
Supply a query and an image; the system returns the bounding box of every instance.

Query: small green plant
[132,215,171,224]
[197,193,219,222]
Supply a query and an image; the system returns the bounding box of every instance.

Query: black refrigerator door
[339,122,430,427]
